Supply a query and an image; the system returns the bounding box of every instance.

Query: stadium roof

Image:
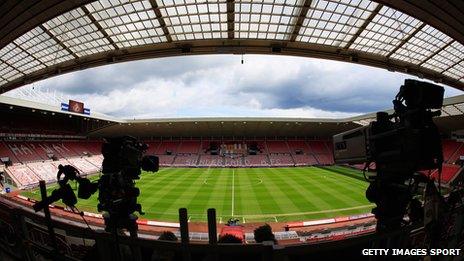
[0,95,119,122]
[0,0,464,94]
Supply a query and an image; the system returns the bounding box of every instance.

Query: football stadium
[0,0,464,260]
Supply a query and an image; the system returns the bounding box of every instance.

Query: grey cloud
[8,55,463,118]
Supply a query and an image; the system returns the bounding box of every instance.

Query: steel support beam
[344,4,383,49]
[12,42,47,67]
[39,24,79,59]
[441,57,464,74]
[386,22,425,58]
[81,6,119,50]
[418,40,454,66]
[289,0,313,42]
[227,0,235,39]
[148,0,173,42]
[1,39,463,93]
[0,57,24,76]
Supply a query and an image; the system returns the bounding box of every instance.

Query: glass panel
[13,27,74,66]
[87,0,167,47]
[422,41,464,74]
[390,25,452,65]
[298,0,378,47]
[351,6,422,56]
[43,8,114,56]
[235,0,300,40]
[157,0,227,41]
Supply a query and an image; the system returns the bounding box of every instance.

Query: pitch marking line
[237,204,374,219]
[231,169,235,217]
[274,217,278,222]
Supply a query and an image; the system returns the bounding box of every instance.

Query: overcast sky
[4,54,463,119]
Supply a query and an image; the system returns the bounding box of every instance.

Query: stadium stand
[442,140,462,162]
[67,157,100,174]
[85,155,103,169]
[431,164,462,183]
[156,141,179,155]
[172,154,199,167]
[7,138,463,188]
[66,141,93,156]
[27,161,58,182]
[293,154,318,166]
[144,141,160,155]
[5,164,40,188]
[308,141,330,154]
[177,141,201,154]
[0,141,18,163]
[224,156,244,167]
[51,142,79,157]
[449,143,464,163]
[158,155,176,166]
[266,141,290,153]
[245,155,270,167]
[4,142,35,162]
[287,140,311,154]
[315,154,335,165]
[269,154,294,167]
[85,141,103,155]
[198,155,223,167]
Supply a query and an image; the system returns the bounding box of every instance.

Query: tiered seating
[315,154,334,165]
[442,140,462,162]
[248,141,267,154]
[67,157,100,174]
[431,164,462,183]
[198,155,223,167]
[293,154,318,166]
[49,159,70,170]
[85,155,103,168]
[269,154,294,166]
[177,141,200,154]
[27,161,58,182]
[0,141,19,163]
[172,155,198,166]
[244,155,270,167]
[158,155,175,166]
[6,164,40,188]
[266,141,290,153]
[67,141,93,156]
[325,141,333,153]
[156,141,179,155]
[85,142,102,155]
[5,142,43,162]
[449,143,464,163]
[287,140,310,154]
[34,142,63,159]
[51,142,79,157]
[308,141,330,154]
[224,157,243,167]
[144,141,160,155]
[201,141,219,153]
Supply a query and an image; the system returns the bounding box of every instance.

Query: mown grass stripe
[21,166,371,222]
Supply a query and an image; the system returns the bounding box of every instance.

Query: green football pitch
[22,166,373,223]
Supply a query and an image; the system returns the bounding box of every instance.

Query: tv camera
[33,136,159,234]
